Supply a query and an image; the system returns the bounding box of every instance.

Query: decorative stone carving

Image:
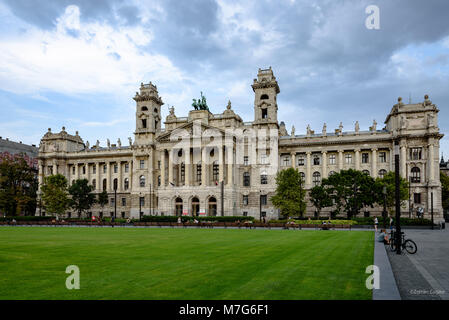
[85,141,90,149]
[291,125,295,136]
[128,137,133,146]
[355,121,359,133]
[117,138,121,148]
[107,139,111,149]
[306,124,312,137]
[96,140,100,149]
[370,119,377,132]
[279,121,288,136]
[322,123,327,136]
[423,94,432,106]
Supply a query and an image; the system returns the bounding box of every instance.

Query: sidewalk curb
[373,237,401,300]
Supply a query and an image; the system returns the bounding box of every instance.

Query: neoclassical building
[36,68,444,221]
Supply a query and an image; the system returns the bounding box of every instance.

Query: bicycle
[389,230,417,254]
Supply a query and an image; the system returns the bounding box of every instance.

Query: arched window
[102,179,107,191]
[411,167,421,183]
[313,172,321,186]
[362,170,370,175]
[378,169,387,179]
[139,175,145,187]
[243,172,250,186]
[92,179,96,189]
[299,172,305,181]
[260,94,269,100]
[141,106,148,111]
[124,178,129,190]
[113,178,118,190]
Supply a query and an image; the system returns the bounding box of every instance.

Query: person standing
[374,217,378,232]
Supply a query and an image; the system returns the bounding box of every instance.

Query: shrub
[140,215,254,223]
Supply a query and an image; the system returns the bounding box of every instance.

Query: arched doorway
[208,197,217,216]
[191,197,200,217]
[175,197,183,216]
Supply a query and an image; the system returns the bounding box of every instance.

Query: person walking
[374,217,378,232]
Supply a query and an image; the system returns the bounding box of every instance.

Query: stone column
[148,152,153,189]
[227,145,234,186]
[291,152,295,168]
[306,151,312,186]
[219,146,224,183]
[322,151,327,178]
[53,159,58,174]
[107,161,111,191]
[354,149,360,171]
[371,148,377,178]
[74,162,79,181]
[160,150,166,187]
[118,161,122,191]
[338,150,343,171]
[86,163,90,185]
[201,147,207,186]
[96,162,100,192]
[428,143,435,182]
[185,148,191,186]
[38,160,44,187]
[168,149,174,186]
[400,145,407,178]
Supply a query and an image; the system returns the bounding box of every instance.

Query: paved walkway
[373,237,401,300]
[386,227,449,300]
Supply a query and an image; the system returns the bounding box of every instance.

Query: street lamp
[382,186,387,229]
[394,141,402,254]
[139,192,142,221]
[113,179,117,221]
[259,190,262,222]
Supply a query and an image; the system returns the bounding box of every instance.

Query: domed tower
[133,82,163,145]
[252,67,280,128]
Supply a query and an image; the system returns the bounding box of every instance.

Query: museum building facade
[36,68,444,221]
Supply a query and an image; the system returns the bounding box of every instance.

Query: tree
[324,169,377,219]
[440,172,449,212]
[309,185,333,218]
[0,152,38,216]
[68,179,96,217]
[41,174,69,216]
[98,190,108,210]
[271,168,307,218]
[374,171,409,214]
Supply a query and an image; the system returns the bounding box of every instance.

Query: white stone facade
[36,68,444,221]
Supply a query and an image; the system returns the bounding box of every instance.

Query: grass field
[0,227,374,300]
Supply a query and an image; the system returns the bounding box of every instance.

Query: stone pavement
[373,238,401,300]
[386,227,449,300]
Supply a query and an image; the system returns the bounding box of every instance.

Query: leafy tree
[41,174,69,216]
[323,169,377,219]
[271,168,307,218]
[309,184,333,217]
[68,179,96,217]
[374,171,409,214]
[440,172,449,211]
[98,190,109,210]
[0,152,38,216]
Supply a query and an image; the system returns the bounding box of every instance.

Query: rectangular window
[114,164,118,173]
[103,165,107,173]
[122,198,126,206]
[283,156,290,167]
[297,157,305,166]
[196,165,202,182]
[142,119,147,128]
[139,197,145,207]
[181,163,185,182]
[158,161,161,169]
[243,195,248,206]
[92,165,96,174]
[243,212,248,217]
[124,163,129,173]
[379,152,387,163]
[362,153,369,164]
[313,156,320,166]
[243,156,249,166]
[140,160,145,169]
[260,154,267,164]
[110,198,115,206]
[414,193,421,204]
[262,108,268,119]
[72,166,75,174]
[243,172,250,187]
[410,148,422,160]
[329,154,336,165]
[261,174,268,185]
[48,166,53,175]
[345,154,353,164]
[260,195,267,206]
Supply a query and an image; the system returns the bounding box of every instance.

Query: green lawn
[0,227,373,300]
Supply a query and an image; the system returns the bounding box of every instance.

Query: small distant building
[0,137,38,168]
[440,155,449,176]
